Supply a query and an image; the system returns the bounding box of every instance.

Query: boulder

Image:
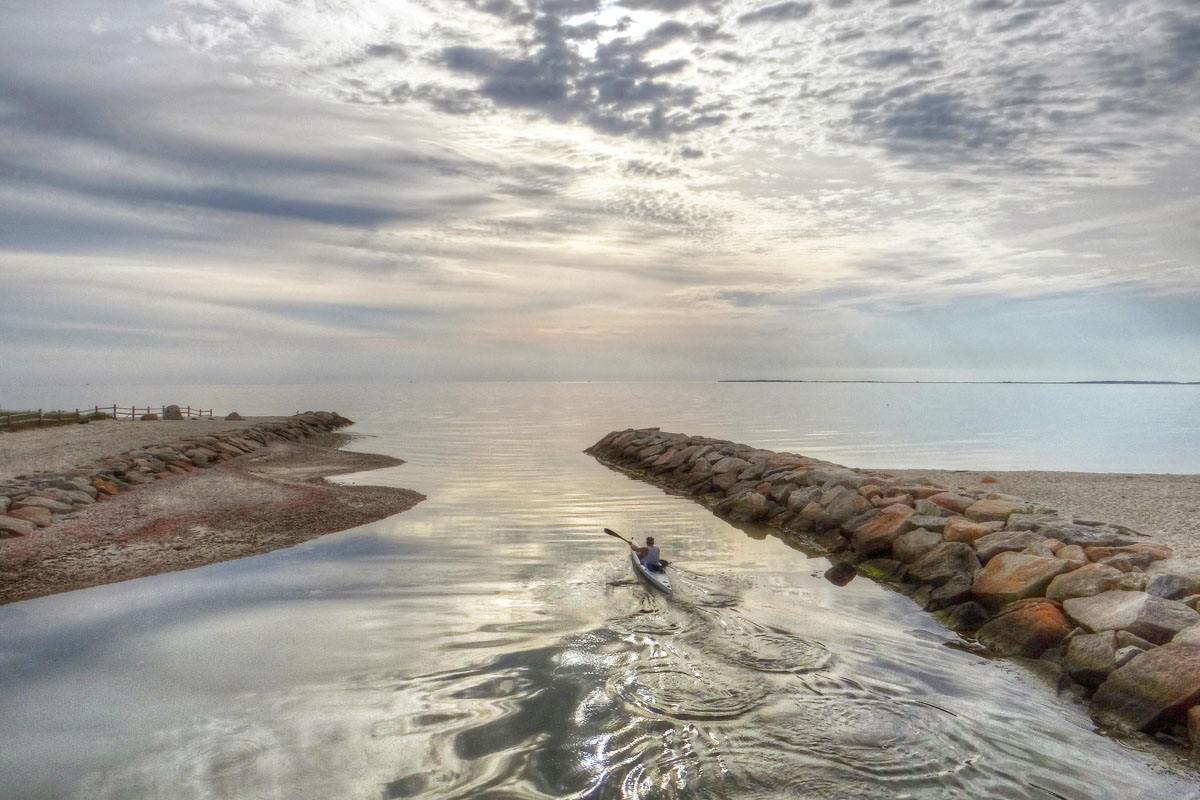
[1037,521,1134,548]
[1056,545,1088,562]
[971,552,1074,611]
[965,498,1031,523]
[927,492,975,514]
[1065,631,1119,689]
[225,411,245,421]
[1006,513,1065,532]
[892,528,943,564]
[1022,541,1056,558]
[914,498,953,517]
[1147,574,1200,601]
[1189,706,1200,754]
[903,514,949,534]
[930,574,975,609]
[1117,572,1151,592]
[12,496,73,514]
[139,413,159,421]
[1097,553,1153,573]
[909,542,981,586]
[824,561,857,586]
[1174,625,1200,646]
[1085,543,1173,563]
[932,601,991,633]
[1045,563,1125,601]
[817,489,874,531]
[977,598,1071,658]
[7,506,53,527]
[846,503,915,556]
[0,515,36,538]
[91,478,119,496]
[1090,643,1200,733]
[973,530,1048,563]
[725,490,770,522]
[943,517,993,545]
[786,487,820,512]
[163,404,184,420]
[1063,591,1200,645]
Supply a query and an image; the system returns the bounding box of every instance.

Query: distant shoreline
[720,380,1200,385]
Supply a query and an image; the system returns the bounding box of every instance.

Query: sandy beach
[0,424,423,604]
[873,468,1200,566]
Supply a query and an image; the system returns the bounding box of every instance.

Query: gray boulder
[1146,574,1200,600]
[903,514,949,534]
[909,542,981,587]
[1063,590,1200,645]
[0,515,36,538]
[892,528,943,564]
[1065,631,1119,689]
[932,601,991,633]
[973,530,1047,563]
[817,489,873,531]
[1036,521,1133,548]
[1045,563,1125,601]
[163,404,184,420]
[1090,643,1200,733]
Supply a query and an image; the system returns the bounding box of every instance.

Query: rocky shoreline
[587,427,1200,754]
[0,412,424,604]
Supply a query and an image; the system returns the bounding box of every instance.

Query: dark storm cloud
[737,2,814,25]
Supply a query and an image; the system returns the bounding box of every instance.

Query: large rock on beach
[1063,591,1200,645]
[971,552,1074,611]
[1085,543,1173,563]
[973,530,1048,563]
[943,516,992,544]
[927,492,976,514]
[965,498,1031,523]
[977,598,1071,657]
[1148,574,1200,601]
[845,503,914,556]
[7,506,54,527]
[892,528,943,564]
[1045,563,1125,601]
[163,404,184,420]
[909,542,981,586]
[12,496,74,514]
[0,515,36,538]
[818,489,874,531]
[1090,643,1200,733]
[1065,631,1120,689]
[1038,521,1134,548]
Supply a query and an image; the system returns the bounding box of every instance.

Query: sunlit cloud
[1,0,1198,384]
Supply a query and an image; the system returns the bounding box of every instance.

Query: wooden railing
[2,406,214,430]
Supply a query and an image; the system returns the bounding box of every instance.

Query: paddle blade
[603,527,632,544]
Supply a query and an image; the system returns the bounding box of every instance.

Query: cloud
[435,7,731,139]
[738,2,815,25]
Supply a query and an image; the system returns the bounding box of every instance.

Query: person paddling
[631,536,667,573]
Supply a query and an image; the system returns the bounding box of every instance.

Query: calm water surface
[1,383,1198,799]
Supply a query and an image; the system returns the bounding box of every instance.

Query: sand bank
[0,427,423,605]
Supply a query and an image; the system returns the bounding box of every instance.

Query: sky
[1,0,1198,384]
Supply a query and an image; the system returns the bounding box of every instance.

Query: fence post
[113,404,117,419]
[56,410,61,423]
[6,413,10,430]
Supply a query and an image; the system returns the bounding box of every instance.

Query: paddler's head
[646,537,655,545]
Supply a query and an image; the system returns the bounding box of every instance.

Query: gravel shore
[0,427,423,604]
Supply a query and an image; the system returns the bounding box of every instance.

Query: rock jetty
[587,427,1200,750]
[0,412,355,539]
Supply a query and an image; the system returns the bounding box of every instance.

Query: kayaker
[632,537,667,573]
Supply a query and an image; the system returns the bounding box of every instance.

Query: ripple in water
[724,693,981,796]
[170,718,275,788]
[701,626,833,674]
[616,661,769,722]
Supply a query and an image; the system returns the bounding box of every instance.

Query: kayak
[630,549,672,594]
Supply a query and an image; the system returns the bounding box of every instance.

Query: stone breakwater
[588,428,1200,750]
[0,412,355,538]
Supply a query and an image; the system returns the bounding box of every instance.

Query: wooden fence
[3,405,214,430]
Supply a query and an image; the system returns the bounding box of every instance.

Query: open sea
[2,381,1199,799]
